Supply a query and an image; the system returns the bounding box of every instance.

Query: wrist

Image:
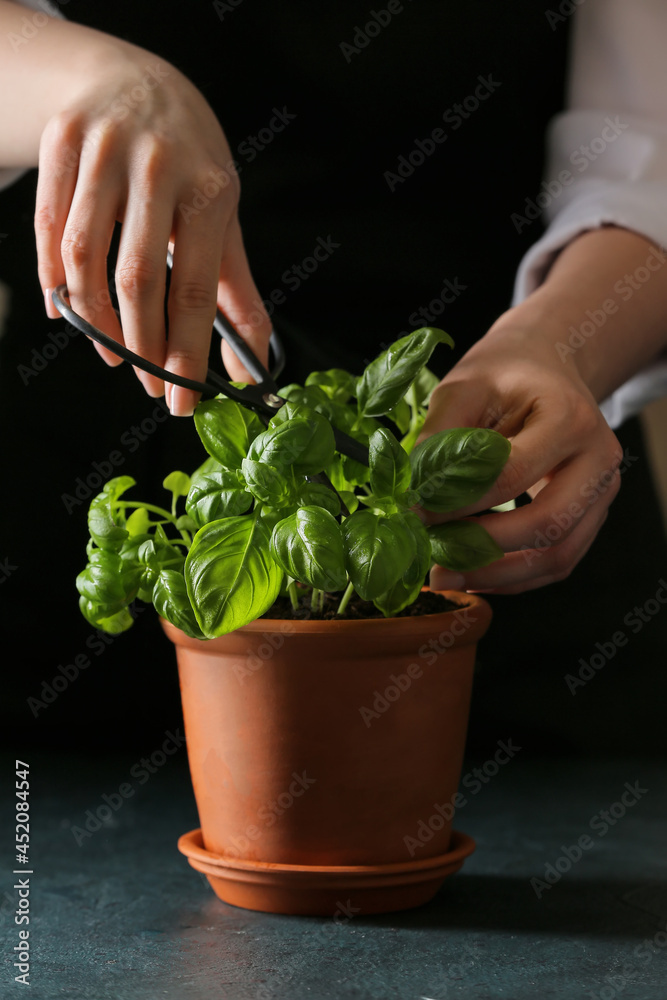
[471,292,592,388]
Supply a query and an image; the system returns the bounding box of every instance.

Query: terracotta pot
[166,589,492,915]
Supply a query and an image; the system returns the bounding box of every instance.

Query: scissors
[51,252,369,466]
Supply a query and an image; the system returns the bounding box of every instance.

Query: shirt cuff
[512,183,667,430]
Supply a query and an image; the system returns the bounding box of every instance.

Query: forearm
[0,1,158,166]
[485,226,667,403]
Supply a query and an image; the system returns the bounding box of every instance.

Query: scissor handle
[51,281,285,416]
[51,280,369,466]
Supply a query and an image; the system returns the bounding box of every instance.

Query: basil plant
[77,327,510,639]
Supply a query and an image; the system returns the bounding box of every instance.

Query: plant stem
[116,501,175,523]
[287,578,300,612]
[311,588,321,613]
[336,580,356,616]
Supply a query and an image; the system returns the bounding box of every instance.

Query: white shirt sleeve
[512,0,667,428]
[0,0,65,192]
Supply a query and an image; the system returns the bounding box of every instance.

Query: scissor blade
[332,426,369,466]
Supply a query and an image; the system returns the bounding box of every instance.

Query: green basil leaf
[297,482,341,516]
[410,427,511,513]
[271,506,347,592]
[79,598,135,635]
[400,412,427,455]
[125,507,150,537]
[305,368,358,403]
[194,397,264,469]
[399,511,432,585]
[186,470,253,527]
[341,510,414,600]
[404,366,439,409]
[325,455,355,492]
[369,427,411,499]
[338,490,359,514]
[152,569,204,638]
[163,471,190,497]
[176,514,198,532]
[88,476,135,551]
[249,406,336,476]
[279,384,332,413]
[428,520,504,572]
[373,512,432,616]
[358,494,399,515]
[386,397,412,434]
[185,514,282,637]
[341,454,372,488]
[190,455,223,483]
[357,328,454,418]
[241,459,294,508]
[76,549,140,615]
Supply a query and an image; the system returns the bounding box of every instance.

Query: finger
[165,214,226,416]
[216,215,273,384]
[35,115,121,368]
[35,114,81,321]
[453,448,622,555]
[421,380,622,519]
[430,504,609,594]
[38,119,127,369]
[114,181,173,397]
[456,526,602,595]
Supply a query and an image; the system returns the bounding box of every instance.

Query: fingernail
[44,288,58,320]
[430,569,466,592]
[136,370,165,398]
[169,386,195,417]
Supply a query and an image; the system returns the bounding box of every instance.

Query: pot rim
[178,827,475,878]
[161,589,492,648]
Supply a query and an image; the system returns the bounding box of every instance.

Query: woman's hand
[421,324,624,594]
[420,225,667,594]
[29,33,270,413]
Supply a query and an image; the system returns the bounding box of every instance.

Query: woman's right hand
[32,34,271,413]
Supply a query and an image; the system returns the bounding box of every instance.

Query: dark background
[1,1,666,758]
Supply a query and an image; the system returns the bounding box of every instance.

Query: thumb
[418,377,505,443]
